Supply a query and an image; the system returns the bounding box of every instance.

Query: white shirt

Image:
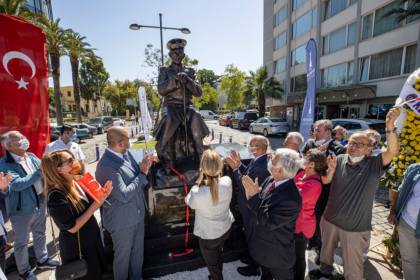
[106,147,124,159]
[45,138,85,161]
[74,182,89,203]
[402,180,420,229]
[10,152,43,195]
[274,179,289,189]
[185,176,235,239]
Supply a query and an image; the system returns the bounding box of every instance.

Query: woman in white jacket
[185,149,234,280]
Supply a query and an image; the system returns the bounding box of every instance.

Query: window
[407,0,420,23]
[312,7,318,27]
[290,74,307,92]
[274,31,286,50]
[315,106,325,121]
[347,61,354,84]
[347,22,356,46]
[404,44,417,74]
[360,57,370,81]
[60,92,63,97]
[322,35,329,55]
[275,57,286,73]
[292,0,307,11]
[321,62,349,88]
[324,0,355,20]
[362,13,373,40]
[368,104,394,120]
[67,91,71,97]
[291,45,306,66]
[322,22,355,55]
[292,10,312,39]
[329,26,346,53]
[275,5,287,27]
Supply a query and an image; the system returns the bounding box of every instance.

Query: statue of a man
[154,38,209,169]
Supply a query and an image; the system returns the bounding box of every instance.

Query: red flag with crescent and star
[0,15,50,158]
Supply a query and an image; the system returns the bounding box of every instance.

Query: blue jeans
[9,195,48,274]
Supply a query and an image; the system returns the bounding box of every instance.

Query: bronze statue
[154,38,210,172]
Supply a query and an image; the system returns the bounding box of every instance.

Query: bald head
[250,136,268,157]
[107,126,129,147]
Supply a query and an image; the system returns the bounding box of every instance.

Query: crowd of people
[0,105,418,280]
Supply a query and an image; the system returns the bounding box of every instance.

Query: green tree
[166,54,199,68]
[243,65,284,118]
[79,58,110,105]
[65,30,97,122]
[48,87,55,106]
[194,83,219,110]
[383,0,420,23]
[196,69,217,86]
[219,64,246,109]
[103,80,137,115]
[0,0,38,20]
[38,16,70,126]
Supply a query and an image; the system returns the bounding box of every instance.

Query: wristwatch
[386,127,397,133]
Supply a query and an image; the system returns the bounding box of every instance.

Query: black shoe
[208,276,211,280]
[239,255,250,264]
[308,269,332,279]
[315,255,320,266]
[37,258,59,269]
[237,266,260,277]
[19,270,37,280]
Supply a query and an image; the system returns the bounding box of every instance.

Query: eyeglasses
[348,141,370,149]
[284,141,299,147]
[58,157,74,167]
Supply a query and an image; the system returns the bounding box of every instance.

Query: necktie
[266,182,276,195]
[123,154,131,163]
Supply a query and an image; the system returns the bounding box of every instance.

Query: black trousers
[261,265,293,280]
[294,232,309,280]
[0,237,5,273]
[308,208,323,253]
[198,227,231,280]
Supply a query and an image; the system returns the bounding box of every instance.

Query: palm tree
[243,66,284,118]
[38,16,69,126]
[383,0,420,23]
[65,30,97,123]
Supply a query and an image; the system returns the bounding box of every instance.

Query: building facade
[60,86,111,116]
[264,0,419,127]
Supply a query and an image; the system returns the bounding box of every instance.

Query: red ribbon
[157,162,194,257]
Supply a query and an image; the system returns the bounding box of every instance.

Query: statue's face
[169,49,185,65]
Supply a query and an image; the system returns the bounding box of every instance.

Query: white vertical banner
[138,85,152,142]
[101,99,105,110]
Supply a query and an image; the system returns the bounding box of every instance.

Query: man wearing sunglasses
[309,107,401,280]
[0,131,59,280]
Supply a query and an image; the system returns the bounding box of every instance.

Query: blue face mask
[69,133,77,141]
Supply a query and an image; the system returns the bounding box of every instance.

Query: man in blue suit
[226,136,270,277]
[0,171,12,272]
[96,126,153,280]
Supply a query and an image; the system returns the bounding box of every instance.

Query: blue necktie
[123,154,131,163]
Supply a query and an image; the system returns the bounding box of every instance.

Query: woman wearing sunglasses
[40,149,113,280]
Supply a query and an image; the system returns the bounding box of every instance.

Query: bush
[138,135,145,141]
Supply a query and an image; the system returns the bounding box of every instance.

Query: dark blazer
[232,154,270,229]
[246,177,302,269]
[301,139,346,211]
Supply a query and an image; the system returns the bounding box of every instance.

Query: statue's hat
[166,38,187,51]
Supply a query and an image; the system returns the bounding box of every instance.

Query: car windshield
[269,118,285,123]
[88,118,101,124]
[113,118,120,121]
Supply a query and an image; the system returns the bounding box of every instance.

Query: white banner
[138,85,152,142]
[101,99,105,110]
[399,82,420,115]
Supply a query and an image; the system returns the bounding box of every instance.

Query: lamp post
[129,13,191,66]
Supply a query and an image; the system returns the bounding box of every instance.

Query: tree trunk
[70,57,83,123]
[51,53,64,126]
[258,91,265,118]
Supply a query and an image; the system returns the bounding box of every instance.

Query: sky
[49,0,263,87]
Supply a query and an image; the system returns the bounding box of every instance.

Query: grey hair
[333,125,348,139]
[350,131,376,146]
[364,129,381,144]
[286,132,304,147]
[274,148,301,179]
[0,131,20,151]
[315,119,333,132]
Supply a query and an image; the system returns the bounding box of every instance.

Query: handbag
[48,190,88,280]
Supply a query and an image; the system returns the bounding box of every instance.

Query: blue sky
[49,0,263,87]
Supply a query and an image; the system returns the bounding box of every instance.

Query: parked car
[331,118,386,141]
[87,116,114,134]
[230,112,258,129]
[74,123,97,138]
[249,117,290,137]
[219,115,233,126]
[50,126,60,142]
[55,126,90,144]
[199,110,219,120]
[113,118,125,126]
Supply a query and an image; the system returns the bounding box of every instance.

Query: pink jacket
[294,171,322,238]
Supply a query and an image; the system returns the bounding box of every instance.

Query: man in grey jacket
[96,126,153,280]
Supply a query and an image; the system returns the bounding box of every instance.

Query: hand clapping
[0,172,12,190]
[139,152,154,176]
[94,180,113,209]
[226,150,241,170]
[242,175,260,200]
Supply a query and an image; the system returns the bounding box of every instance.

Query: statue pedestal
[102,145,254,279]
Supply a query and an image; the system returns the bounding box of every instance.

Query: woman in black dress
[40,149,113,280]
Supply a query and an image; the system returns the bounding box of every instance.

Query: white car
[331,118,386,141]
[113,118,125,126]
[199,110,219,120]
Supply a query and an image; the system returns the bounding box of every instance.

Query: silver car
[249,117,290,137]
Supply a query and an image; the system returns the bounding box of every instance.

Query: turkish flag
[0,15,50,158]
[76,173,106,204]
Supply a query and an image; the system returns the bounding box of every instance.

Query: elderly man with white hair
[365,129,382,155]
[332,125,348,146]
[283,132,304,157]
[242,148,302,280]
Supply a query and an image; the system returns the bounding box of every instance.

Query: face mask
[61,160,81,175]
[248,146,257,155]
[18,139,30,151]
[267,160,281,175]
[348,153,366,163]
[300,158,307,169]
[315,131,329,146]
[69,133,77,142]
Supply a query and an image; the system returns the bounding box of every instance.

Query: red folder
[76,172,106,204]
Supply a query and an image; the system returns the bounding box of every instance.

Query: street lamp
[129,13,191,66]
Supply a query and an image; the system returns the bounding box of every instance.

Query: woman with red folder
[40,149,113,280]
